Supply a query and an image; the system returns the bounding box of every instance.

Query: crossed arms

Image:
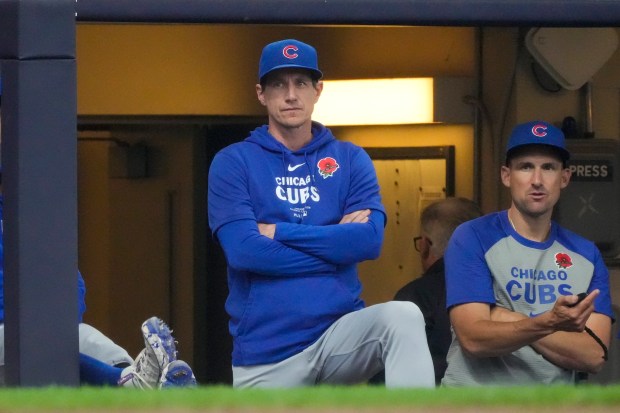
[217,209,384,277]
[449,291,612,374]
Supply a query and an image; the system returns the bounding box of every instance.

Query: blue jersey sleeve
[445,222,496,309]
[274,210,384,265]
[78,270,87,323]
[588,249,614,320]
[344,148,386,217]
[216,219,337,277]
[208,150,257,235]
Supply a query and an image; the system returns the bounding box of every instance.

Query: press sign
[569,160,613,182]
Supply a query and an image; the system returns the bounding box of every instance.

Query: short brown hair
[421,197,482,256]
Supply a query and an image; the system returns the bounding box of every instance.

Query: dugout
[3,0,620,387]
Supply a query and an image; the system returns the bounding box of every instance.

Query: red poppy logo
[555,252,573,269]
[317,157,339,178]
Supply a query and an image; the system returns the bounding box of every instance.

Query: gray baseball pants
[233,301,435,388]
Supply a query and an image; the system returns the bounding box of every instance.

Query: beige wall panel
[334,124,474,200]
[77,134,113,334]
[514,28,620,141]
[359,159,446,305]
[110,127,195,360]
[591,33,620,139]
[77,125,196,361]
[76,24,474,115]
[514,55,581,136]
[77,25,263,115]
[362,159,421,305]
[108,179,172,357]
[315,26,475,79]
[335,124,472,304]
[479,28,520,212]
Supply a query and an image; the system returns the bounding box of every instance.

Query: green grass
[0,385,620,410]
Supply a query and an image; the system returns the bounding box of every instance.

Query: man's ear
[420,239,431,260]
[314,80,324,102]
[560,166,572,189]
[256,84,266,106]
[500,165,511,188]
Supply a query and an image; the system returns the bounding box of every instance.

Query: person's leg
[312,301,435,388]
[82,317,196,389]
[79,323,133,367]
[3,319,195,388]
[79,353,124,386]
[232,347,318,388]
[233,302,434,388]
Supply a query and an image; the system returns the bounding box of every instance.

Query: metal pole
[0,0,79,386]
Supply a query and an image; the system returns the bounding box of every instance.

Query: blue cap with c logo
[506,120,570,162]
[258,39,323,82]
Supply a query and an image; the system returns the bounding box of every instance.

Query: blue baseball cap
[258,39,323,82]
[506,120,570,162]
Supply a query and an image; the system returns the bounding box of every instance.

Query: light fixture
[313,78,434,126]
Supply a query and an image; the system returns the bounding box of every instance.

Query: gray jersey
[442,211,613,386]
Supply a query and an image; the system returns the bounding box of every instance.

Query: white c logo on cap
[283,45,299,59]
[531,124,548,137]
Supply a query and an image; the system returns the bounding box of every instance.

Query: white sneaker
[159,360,197,388]
[118,317,178,389]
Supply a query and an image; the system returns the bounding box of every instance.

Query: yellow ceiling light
[313,78,434,126]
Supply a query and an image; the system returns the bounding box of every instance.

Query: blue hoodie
[208,122,386,366]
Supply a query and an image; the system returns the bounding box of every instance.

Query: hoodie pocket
[236,275,358,342]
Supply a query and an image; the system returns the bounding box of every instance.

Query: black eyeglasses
[413,235,432,252]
